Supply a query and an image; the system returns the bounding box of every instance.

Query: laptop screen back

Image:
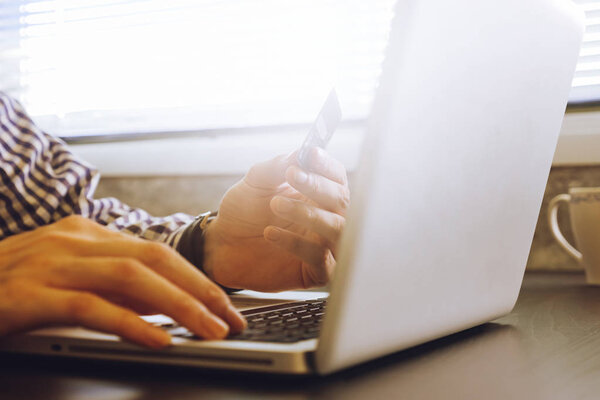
[316,0,584,374]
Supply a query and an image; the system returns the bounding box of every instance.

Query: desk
[2,272,600,400]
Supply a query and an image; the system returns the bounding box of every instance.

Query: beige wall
[94,175,242,217]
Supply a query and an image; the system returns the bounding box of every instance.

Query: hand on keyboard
[0,216,246,348]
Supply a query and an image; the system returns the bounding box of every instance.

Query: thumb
[244,151,298,189]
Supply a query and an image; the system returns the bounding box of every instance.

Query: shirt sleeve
[0,92,195,249]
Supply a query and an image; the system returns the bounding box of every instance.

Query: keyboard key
[223,298,327,343]
[167,327,193,337]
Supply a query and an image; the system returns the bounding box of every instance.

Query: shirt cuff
[176,213,241,294]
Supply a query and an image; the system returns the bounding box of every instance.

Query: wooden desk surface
[2,272,600,400]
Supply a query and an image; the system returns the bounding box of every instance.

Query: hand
[204,147,350,291]
[0,216,246,348]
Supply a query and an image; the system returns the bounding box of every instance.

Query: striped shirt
[0,92,195,249]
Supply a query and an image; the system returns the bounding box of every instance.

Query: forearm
[0,92,193,249]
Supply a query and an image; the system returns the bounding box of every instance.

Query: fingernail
[295,169,308,184]
[266,227,281,242]
[147,328,172,348]
[275,196,294,212]
[207,316,230,339]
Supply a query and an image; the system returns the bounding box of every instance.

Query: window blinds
[0,0,395,138]
[571,0,600,104]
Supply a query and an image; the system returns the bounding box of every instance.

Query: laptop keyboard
[153,299,327,343]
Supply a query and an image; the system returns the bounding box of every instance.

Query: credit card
[297,89,342,169]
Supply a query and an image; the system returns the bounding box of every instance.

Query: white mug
[548,187,600,284]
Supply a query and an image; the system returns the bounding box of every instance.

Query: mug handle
[548,194,583,262]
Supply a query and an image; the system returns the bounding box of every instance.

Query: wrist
[183,212,241,293]
[176,211,216,278]
[201,217,218,281]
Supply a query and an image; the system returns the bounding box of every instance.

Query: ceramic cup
[548,187,600,284]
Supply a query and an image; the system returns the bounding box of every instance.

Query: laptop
[0,0,584,375]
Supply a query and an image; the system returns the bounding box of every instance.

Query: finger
[244,151,297,190]
[285,165,350,215]
[45,257,231,340]
[134,241,246,333]
[41,237,246,334]
[270,196,344,246]
[263,226,334,287]
[43,288,172,348]
[303,147,348,185]
[98,292,159,315]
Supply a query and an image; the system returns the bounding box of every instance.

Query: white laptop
[0,0,584,375]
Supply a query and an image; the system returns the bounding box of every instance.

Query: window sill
[69,109,600,178]
[70,125,365,177]
[553,109,600,166]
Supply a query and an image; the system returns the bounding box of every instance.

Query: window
[571,0,600,104]
[1,0,395,140]
[1,0,598,142]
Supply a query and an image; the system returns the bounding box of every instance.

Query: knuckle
[332,216,345,234]
[309,174,320,193]
[246,164,259,180]
[114,258,144,281]
[340,168,349,185]
[58,214,89,229]
[338,188,351,211]
[66,293,98,320]
[144,242,172,264]
[113,310,137,335]
[305,206,318,225]
[177,295,201,317]
[244,164,264,186]
[203,285,227,307]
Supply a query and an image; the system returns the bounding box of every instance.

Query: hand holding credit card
[297,89,342,169]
